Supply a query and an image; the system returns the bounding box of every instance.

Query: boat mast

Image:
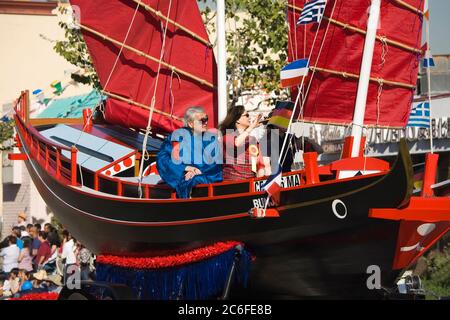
[425,7,434,154]
[350,0,381,157]
[217,0,228,123]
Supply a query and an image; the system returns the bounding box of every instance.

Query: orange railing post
[56,149,61,178]
[304,152,320,184]
[23,90,30,124]
[37,141,41,161]
[208,184,214,197]
[145,185,150,198]
[94,173,99,191]
[421,153,439,197]
[71,146,78,186]
[249,178,255,193]
[117,181,123,196]
[45,146,49,170]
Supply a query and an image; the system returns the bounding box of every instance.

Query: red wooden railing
[14,91,78,187]
[12,90,332,199]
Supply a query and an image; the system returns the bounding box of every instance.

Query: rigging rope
[137,0,174,196]
[263,0,337,212]
[69,2,142,186]
[376,36,388,127]
[296,0,339,121]
[293,0,299,61]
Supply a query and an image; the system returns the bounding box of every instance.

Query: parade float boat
[9,0,450,298]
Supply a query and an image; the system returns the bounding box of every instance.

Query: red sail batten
[288,0,424,128]
[70,0,217,134]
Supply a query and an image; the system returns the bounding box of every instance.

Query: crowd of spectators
[0,212,95,299]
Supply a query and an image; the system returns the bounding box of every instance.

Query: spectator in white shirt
[0,236,20,273]
[60,230,77,285]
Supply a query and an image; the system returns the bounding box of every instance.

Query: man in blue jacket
[157,106,222,198]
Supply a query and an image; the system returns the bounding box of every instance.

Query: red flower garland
[97,241,243,269]
[9,292,59,300]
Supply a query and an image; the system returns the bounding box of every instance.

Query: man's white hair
[184,106,206,126]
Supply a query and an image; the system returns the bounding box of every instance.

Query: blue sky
[429,0,450,54]
[200,0,450,54]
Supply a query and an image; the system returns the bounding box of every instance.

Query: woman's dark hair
[7,235,17,245]
[34,223,42,231]
[62,229,72,240]
[9,268,19,277]
[38,231,47,240]
[22,237,32,255]
[219,105,245,134]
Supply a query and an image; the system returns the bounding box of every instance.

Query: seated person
[219,106,264,181]
[156,106,222,198]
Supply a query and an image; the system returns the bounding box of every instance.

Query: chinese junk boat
[10,0,450,298]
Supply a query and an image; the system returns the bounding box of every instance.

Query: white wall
[0,12,92,106]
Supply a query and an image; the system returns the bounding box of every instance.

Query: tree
[0,117,15,151]
[53,1,289,107]
[422,243,450,299]
[53,5,101,90]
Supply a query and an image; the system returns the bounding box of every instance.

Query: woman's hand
[248,113,263,131]
[185,166,202,175]
[184,166,201,180]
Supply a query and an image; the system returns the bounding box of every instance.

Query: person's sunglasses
[200,116,208,124]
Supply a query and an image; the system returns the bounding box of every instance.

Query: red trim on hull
[8,153,28,160]
[369,197,450,222]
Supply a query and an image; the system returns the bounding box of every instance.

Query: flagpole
[350,0,381,157]
[425,5,434,154]
[217,0,228,123]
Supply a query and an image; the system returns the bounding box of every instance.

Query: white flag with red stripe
[262,168,282,205]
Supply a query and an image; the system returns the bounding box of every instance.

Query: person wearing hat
[15,212,28,229]
[33,269,63,288]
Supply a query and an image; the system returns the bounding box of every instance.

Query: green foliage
[53,6,101,89]
[0,119,15,150]
[53,1,289,106]
[422,244,450,299]
[201,0,289,106]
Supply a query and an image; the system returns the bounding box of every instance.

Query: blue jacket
[156,128,222,198]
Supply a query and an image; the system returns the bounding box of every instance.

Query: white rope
[72,2,142,147]
[374,36,388,127]
[68,2,142,188]
[379,36,388,69]
[293,0,299,60]
[297,0,339,121]
[376,79,383,126]
[137,0,174,195]
[262,0,337,212]
[169,69,181,131]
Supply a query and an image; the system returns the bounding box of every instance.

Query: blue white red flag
[297,0,327,25]
[280,58,309,88]
[407,102,430,128]
[262,168,282,205]
[423,50,435,68]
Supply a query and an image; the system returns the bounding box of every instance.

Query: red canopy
[70,0,217,133]
[288,0,424,127]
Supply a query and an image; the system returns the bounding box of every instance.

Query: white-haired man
[156,106,222,198]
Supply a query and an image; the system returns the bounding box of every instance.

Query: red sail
[70,0,217,133]
[288,0,424,127]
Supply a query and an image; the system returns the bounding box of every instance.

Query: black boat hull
[17,125,413,298]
